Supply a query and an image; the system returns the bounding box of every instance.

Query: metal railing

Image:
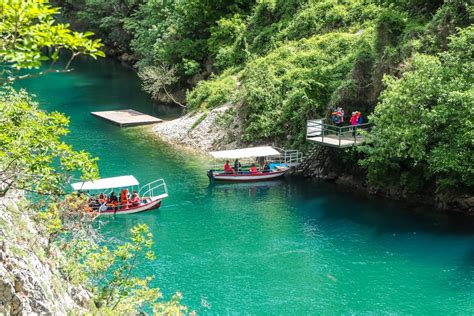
[139,179,168,200]
[268,148,303,166]
[307,119,371,147]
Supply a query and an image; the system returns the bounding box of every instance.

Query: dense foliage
[54,0,472,198]
[0,0,104,82]
[0,88,98,196]
[360,26,474,193]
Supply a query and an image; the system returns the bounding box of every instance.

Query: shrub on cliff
[188,32,368,146]
[359,26,474,193]
[187,70,239,110]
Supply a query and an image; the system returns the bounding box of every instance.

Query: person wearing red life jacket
[224,160,235,174]
[250,163,258,174]
[350,111,361,137]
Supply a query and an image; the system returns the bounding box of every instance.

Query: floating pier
[91,109,162,127]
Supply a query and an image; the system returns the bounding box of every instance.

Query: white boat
[210,169,287,181]
[70,175,168,215]
[207,146,292,182]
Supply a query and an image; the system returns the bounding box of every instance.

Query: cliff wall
[0,194,91,315]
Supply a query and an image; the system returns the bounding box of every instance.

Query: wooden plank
[91,109,162,127]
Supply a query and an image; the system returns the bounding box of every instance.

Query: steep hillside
[0,194,92,314]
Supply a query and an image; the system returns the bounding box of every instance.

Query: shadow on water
[295,178,474,235]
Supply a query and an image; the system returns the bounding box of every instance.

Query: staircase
[294,145,327,177]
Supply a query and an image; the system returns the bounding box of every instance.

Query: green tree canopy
[0,0,105,82]
[359,26,474,193]
[0,88,99,196]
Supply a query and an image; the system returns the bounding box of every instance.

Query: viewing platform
[306,119,371,148]
[91,109,162,127]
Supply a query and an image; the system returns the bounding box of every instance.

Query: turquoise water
[18,57,474,314]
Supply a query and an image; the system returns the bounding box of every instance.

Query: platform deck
[91,109,162,127]
[307,135,365,148]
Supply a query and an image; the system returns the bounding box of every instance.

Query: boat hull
[211,170,287,182]
[99,198,163,215]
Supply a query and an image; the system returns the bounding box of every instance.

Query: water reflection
[207,180,284,198]
[294,178,474,235]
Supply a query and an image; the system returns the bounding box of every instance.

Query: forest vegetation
[0,0,472,313]
[56,0,473,205]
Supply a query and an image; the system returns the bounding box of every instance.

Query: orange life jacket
[120,190,129,202]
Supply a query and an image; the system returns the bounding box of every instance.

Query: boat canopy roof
[71,175,139,191]
[209,146,280,159]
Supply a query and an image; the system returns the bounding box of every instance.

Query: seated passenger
[250,163,258,174]
[262,161,271,172]
[224,160,235,174]
[130,191,140,207]
[97,193,106,204]
[120,188,130,209]
[107,192,119,210]
[234,159,241,173]
[119,189,127,202]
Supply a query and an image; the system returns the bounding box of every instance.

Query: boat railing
[268,148,303,166]
[139,179,168,200]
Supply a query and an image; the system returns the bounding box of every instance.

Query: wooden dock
[91,109,162,127]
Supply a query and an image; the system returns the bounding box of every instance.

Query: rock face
[0,196,92,315]
[153,104,241,151]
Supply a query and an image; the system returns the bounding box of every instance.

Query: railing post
[339,127,341,147]
[354,126,357,145]
[322,122,325,143]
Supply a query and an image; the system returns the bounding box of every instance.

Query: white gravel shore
[153,104,239,151]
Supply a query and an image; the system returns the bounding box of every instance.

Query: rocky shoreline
[153,104,241,151]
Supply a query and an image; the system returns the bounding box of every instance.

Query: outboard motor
[207,170,215,182]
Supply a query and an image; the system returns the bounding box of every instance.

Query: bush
[240,32,364,145]
[190,111,209,130]
[186,71,239,110]
[360,26,474,192]
[375,9,407,53]
[279,0,382,41]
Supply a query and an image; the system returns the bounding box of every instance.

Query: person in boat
[97,193,106,204]
[130,191,140,207]
[120,188,130,209]
[120,188,130,203]
[250,163,258,174]
[233,159,241,174]
[224,160,235,174]
[107,192,119,210]
[262,161,271,173]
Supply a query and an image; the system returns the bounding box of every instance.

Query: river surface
[17,57,474,314]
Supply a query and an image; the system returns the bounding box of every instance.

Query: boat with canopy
[70,175,168,215]
[207,146,293,182]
